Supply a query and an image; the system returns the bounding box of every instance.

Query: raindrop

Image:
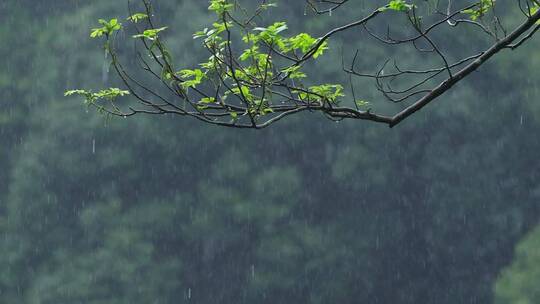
[329,8,332,16]
[92,139,96,154]
[520,115,523,125]
[187,288,192,299]
[251,264,255,279]
[102,60,110,83]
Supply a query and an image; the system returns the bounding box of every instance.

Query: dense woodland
[1,1,540,303]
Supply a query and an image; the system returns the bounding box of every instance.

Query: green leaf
[355,100,370,107]
[178,69,205,89]
[298,84,345,104]
[127,13,148,23]
[281,65,307,79]
[133,27,168,40]
[64,88,129,105]
[208,0,234,15]
[199,97,216,104]
[90,18,122,38]
[64,89,90,97]
[287,33,317,53]
[380,0,415,12]
[462,0,496,20]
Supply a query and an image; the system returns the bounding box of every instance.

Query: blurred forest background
[1,0,540,303]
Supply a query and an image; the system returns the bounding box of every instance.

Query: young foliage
[127,13,148,23]
[68,0,540,129]
[132,26,168,40]
[380,0,415,12]
[462,0,496,20]
[90,19,122,38]
[65,89,130,115]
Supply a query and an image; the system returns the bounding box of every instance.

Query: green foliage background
[0,1,539,303]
